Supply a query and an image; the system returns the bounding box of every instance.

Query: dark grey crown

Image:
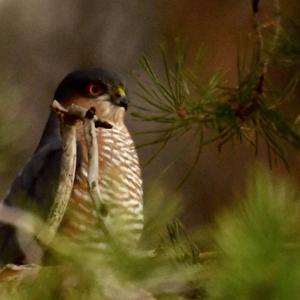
[54,68,124,102]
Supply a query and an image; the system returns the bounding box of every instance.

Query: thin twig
[51,100,112,129]
[198,251,218,262]
[83,108,111,239]
[0,205,37,235]
[0,264,40,283]
[252,0,282,88]
[262,0,282,75]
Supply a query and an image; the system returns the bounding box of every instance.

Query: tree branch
[84,107,111,239]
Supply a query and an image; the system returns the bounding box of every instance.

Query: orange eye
[86,83,104,97]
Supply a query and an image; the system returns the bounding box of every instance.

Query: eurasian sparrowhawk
[0,68,143,264]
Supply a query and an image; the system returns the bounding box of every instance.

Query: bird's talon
[85,107,96,119]
[95,120,113,129]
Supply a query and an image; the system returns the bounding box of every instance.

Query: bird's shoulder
[3,137,63,216]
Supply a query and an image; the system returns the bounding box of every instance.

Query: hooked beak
[114,95,129,110]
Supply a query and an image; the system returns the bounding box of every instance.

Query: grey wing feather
[4,138,62,217]
[0,137,82,265]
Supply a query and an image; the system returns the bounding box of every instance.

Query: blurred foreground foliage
[1,168,300,299]
[208,167,300,300]
[2,1,300,299]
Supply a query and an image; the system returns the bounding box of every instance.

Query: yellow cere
[117,86,126,97]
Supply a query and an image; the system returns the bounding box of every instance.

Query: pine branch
[133,2,300,177]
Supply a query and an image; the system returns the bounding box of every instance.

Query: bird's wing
[4,138,62,216]
[0,136,82,264]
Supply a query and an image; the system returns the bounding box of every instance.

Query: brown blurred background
[0,0,300,228]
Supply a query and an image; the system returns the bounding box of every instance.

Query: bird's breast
[61,125,143,250]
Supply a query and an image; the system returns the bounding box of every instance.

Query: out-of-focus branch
[0,264,40,283]
[197,241,300,263]
[0,205,37,235]
[252,0,264,64]
[252,0,282,94]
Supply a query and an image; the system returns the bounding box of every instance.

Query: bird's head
[54,68,129,127]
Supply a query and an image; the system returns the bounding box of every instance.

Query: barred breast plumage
[61,124,143,250]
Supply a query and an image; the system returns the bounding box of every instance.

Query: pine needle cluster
[132,0,300,172]
[1,168,300,299]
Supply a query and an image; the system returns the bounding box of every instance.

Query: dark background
[0,0,299,228]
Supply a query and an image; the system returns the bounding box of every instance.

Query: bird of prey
[0,68,143,265]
